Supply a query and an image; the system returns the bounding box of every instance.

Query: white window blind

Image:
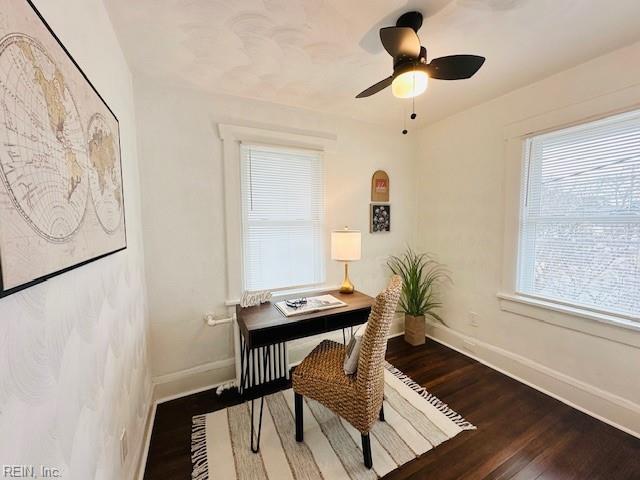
[518,109,640,319]
[240,143,325,292]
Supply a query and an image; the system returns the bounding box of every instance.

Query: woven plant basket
[404,314,425,346]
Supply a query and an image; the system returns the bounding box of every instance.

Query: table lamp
[331,227,361,294]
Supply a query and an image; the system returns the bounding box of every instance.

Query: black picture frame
[370,204,391,233]
[0,0,127,298]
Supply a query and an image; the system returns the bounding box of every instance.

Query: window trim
[497,292,640,349]
[514,112,640,319]
[500,292,640,329]
[499,86,640,341]
[218,123,336,302]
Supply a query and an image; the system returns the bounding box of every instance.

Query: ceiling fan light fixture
[391,68,428,98]
[355,11,485,101]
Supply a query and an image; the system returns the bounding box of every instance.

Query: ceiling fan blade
[379,27,420,59]
[427,55,485,80]
[356,76,393,98]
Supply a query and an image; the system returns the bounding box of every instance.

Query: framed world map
[0,0,126,297]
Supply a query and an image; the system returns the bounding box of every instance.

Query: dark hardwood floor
[143,337,640,479]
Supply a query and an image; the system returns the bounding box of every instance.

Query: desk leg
[239,335,287,453]
[239,338,245,395]
[250,346,270,453]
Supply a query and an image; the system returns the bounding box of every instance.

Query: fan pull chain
[402,101,408,135]
[410,74,417,120]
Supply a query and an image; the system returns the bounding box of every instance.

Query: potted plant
[387,248,449,346]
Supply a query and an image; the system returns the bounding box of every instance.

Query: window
[240,143,325,292]
[518,109,640,319]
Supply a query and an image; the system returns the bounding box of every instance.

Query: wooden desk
[235,289,374,452]
[237,290,373,348]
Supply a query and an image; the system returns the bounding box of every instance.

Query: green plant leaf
[386,247,449,322]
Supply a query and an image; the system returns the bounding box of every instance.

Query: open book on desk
[275,294,347,317]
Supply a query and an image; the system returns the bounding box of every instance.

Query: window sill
[497,292,640,349]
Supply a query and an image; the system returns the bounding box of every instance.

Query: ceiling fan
[356,11,485,100]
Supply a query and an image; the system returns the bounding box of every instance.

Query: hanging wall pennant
[371,170,389,202]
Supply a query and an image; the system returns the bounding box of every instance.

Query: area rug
[191,362,475,479]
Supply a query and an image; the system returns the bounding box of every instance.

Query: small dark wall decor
[370,204,391,233]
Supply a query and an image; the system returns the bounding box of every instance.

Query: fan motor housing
[393,59,427,76]
[396,11,423,33]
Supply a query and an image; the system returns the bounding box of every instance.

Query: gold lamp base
[339,262,355,294]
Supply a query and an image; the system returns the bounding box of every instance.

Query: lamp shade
[331,229,361,262]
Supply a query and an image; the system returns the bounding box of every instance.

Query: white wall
[130,16,640,439]
[133,79,415,395]
[0,1,151,479]
[415,41,640,435]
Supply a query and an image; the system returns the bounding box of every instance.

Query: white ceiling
[104,0,640,126]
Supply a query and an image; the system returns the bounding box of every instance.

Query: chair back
[356,275,402,403]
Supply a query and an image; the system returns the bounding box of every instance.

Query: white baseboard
[151,357,236,402]
[135,397,156,480]
[426,322,640,439]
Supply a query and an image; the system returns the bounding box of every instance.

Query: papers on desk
[275,294,347,317]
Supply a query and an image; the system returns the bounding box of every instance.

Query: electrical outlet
[468,311,480,328]
[120,429,128,465]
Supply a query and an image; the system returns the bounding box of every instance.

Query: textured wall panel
[0,0,151,478]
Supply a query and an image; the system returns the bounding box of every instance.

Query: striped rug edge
[192,414,208,480]
[190,362,476,479]
[384,362,476,431]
